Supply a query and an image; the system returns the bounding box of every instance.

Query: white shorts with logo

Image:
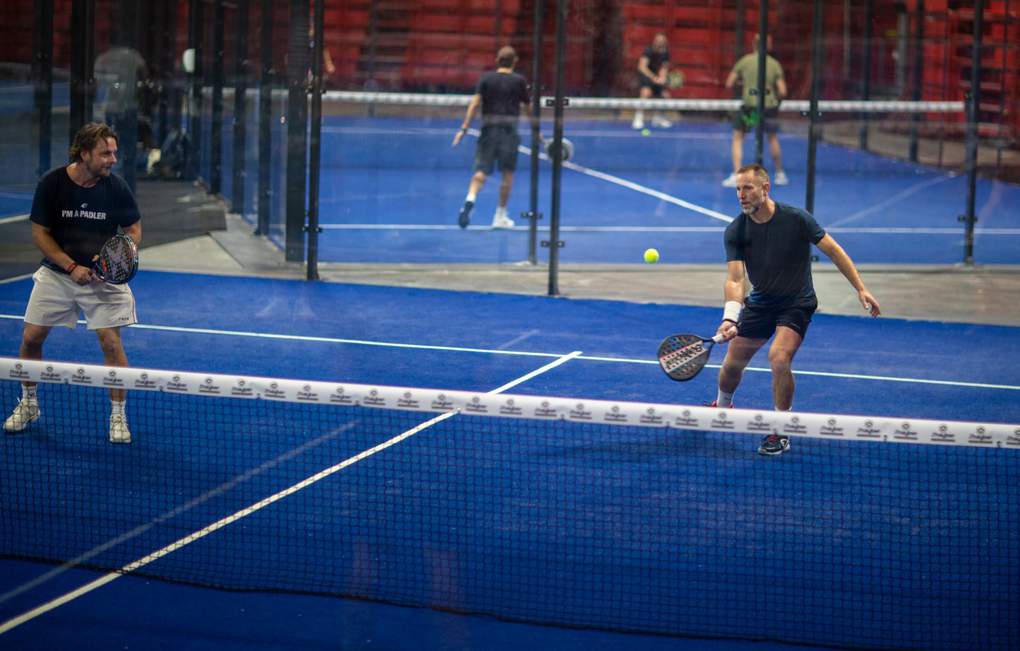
[24,266,137,330]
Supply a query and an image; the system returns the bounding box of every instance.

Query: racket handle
[710,334,725,344]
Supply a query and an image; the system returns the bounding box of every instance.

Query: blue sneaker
[758,433,790,456]
[458,202,473,229]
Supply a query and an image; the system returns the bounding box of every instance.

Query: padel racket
[93,233,138,284]
[667,70,684,89]
[541,136,574,162]
[657,333,724,382]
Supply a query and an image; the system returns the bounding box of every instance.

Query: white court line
[827,175,956,228]
[0,350,582,635]
[0,214,29,225]
[0,273,33,285]
[1,314,1016,391]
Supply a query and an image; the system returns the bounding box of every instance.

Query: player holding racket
[4,123,142,443]
[713,164,879,456]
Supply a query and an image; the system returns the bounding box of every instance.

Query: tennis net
[318,90,968,173]
[1,356,1018,649]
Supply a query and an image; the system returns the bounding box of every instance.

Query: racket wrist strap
[66,262,78,274]
[723,301,742,324]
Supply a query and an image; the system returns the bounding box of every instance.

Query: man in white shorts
[4,122,142,443]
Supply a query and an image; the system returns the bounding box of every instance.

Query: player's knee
[768,347,794,371]
[96,331,123,356]
[21,326,48,350]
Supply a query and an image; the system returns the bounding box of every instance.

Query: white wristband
[723,300,742,323]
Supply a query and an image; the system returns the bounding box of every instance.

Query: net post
[256,0,273,237]
[858,0,874,151]
[962,0,984,266]
[547,0,567,297]
[284,0,309,263]
[210,0,225,196]
[69,0,96,144]
[231,0,250,216]
[186,0,203,181]
[908,0,924,163]
[804,0,823,215]
[527,0,544,267]
[754,0,768,166]
[306,0,324,281]
[34,0,54,178]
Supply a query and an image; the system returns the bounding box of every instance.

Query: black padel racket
[93,233,139,284]
[657,333,724,382]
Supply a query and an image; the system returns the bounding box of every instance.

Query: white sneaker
[774,171,789,185]
[4,399,40,433]
[491,213,515,229]
[651,115,672,128]
[721,173,738,188]
[631,116,644,130]
[109,413,132,444]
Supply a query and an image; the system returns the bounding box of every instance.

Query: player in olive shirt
[722,35,789,187]
[713,164,880,456]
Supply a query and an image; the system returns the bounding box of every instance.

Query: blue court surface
[1,271,1018,650]
[307,115,1020,265]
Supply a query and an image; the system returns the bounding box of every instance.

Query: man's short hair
[496,46,518,68]
[736,163,771,185]
[69,122,119,162]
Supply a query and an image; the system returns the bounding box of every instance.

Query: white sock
[465,192,477,203]
[111,399,126,417]
[716,390,734,408]
[634,110,644,122]
[23,385,38,402]
[775,405,791,412]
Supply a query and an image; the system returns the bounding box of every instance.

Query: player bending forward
[711,164,879,456]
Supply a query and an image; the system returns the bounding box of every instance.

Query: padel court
[1,272,1017,650]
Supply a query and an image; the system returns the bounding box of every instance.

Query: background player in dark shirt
[4,123,142,444]
[453,46,530,230]
[713,164,880,455]
[632,33,673,130]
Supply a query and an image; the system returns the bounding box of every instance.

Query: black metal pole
[858,0,873,151]
[284,0,310,262]
[963,0,984,265]
[69,0,96,142]
[527,0,544,266]
[307,0,324,281]
[159,0,176,143]
[35,0,54,176]
[210,0,225,194]
[232,0,249,215]
[805,0,823,215]
[187,0,203,180]
[908,0,924,162]
[547,0,566,296]
[257,0,273,236]
[754,0,768,165]
[735,0,745,61]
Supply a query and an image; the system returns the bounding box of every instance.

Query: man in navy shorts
[453,46,530,230]
[4,122,142,443]
[712,164,880,455]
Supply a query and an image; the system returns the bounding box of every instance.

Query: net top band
[4,357,1017,449]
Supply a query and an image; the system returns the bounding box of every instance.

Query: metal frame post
[962,0,984,265]
[35,0,54,176]
[231,0,250,214]
[754,0,768,165]
[69,0,96,142]
[307,0,324,280]
[546,0,567,296]
[210,0,225,194]
[526,0,544,266]
[805,0,823,214]
[256,0,273,236]
[284,0,310,262]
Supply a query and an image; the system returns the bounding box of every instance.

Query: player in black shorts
[712,164,880,456]
[631,33,673,130]
[453,46,530,230]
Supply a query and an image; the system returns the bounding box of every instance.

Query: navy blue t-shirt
[477,71,529,126]
[30,167,140,273]
[724,202,826,305]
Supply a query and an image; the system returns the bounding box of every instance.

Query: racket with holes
[93,233,139,284]
[657,333,724,382]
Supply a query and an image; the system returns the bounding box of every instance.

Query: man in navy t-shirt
[453,45,530,230]
[4,122,142,444]
[712,164,880,456]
